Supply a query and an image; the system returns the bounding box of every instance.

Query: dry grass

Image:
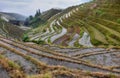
[0,36,120,77]
[0,37,120,74]
[0,54,25,78]
[75,50,120,58]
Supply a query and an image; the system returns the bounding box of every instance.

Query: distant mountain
[0,12,26,22]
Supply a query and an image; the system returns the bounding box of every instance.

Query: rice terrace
[0,0,120,78]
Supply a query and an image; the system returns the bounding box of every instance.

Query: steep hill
[28,0,120,48]
[0,0,120,78]
[27,9,62,28]
[41,8,62,21]
[0,18,25,40]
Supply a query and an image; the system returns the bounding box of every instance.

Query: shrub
[79,30,84,37]
[48,38,51,43]
[22,34,29,42]
[95,10,105,16]
[117,19,120,24]
[74,41,82,47]
[32,39,45,44]
[37,39,45,44]
[43,29,46,32]
[91,39,102,46]
[8,61,20,69]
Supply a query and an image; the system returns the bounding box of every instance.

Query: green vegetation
[74,41,81,47]
[109,73,116,78]
[8,61,20,69]
[43,72,52,78]
[0,0,120,78]
[26,9,62,28]
[95,9,105,16]
[117,19,120,24]
[23,34,29,42]
[27,0,120,47]
[31,39,45,45]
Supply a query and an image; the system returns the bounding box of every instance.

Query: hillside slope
[0,18,25,40]
[0,0,120,77]
[28,0,120,48]
[27,9,62,28]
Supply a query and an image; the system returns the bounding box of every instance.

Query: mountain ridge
[0,12,26,21]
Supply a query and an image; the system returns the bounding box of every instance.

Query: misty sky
[0,0,90,16]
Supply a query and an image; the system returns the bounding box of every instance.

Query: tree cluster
[24,9,42,27]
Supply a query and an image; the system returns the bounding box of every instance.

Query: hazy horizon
[0,0,90,16]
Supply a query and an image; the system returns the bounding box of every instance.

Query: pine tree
[38,9,41,15]
[35,9,41,17]
[29,15,33,20]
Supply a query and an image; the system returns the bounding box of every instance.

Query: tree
[29,15,33,20]
[35,9,41,17]
[38,9,41,15]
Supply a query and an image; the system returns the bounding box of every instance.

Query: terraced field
[0,36,120,78]
[28,0,120,48]
[0,0,120,78]
[0,19,24,40]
